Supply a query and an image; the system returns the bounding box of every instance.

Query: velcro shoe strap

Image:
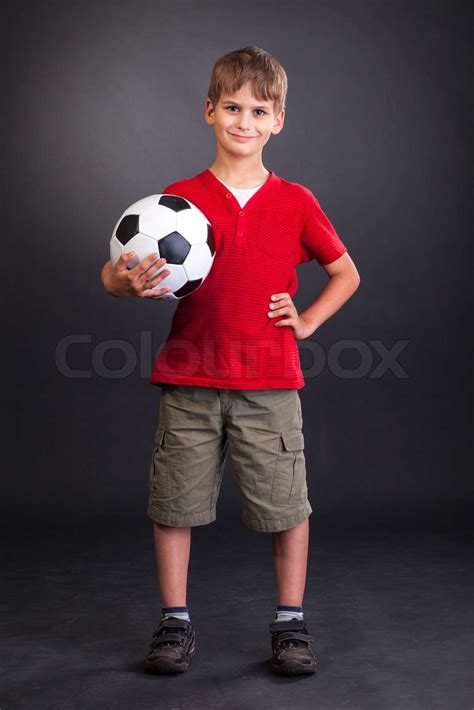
[272,630,311,643]
[154,617,189,632]
[269,619,306,634]
[153,632,186,645]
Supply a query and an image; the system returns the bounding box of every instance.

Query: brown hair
[207,46,288,115]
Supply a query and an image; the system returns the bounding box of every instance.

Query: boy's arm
[270,187,360,338]
[269,251,360,340]
[300,251,360,333]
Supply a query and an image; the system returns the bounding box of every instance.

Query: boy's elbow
[343,263,360,291]
[349,260,361,289]
[351,273,361,295]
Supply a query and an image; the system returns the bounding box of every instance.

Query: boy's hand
[267,293,314,341]
[101,252,172,299]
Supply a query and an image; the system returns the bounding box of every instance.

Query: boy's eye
[225,106,267,116]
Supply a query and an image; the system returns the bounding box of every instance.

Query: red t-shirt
[149,168,347,390]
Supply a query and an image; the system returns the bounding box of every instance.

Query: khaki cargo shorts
[147,385,312,533]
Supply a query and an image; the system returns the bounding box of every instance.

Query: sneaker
[144,617,195,674]
[269,619,317,675]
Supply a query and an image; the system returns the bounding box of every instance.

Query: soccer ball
[110,194,216,300]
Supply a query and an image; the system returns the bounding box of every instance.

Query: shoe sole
[144,643,195,674]
[272,658,317,675]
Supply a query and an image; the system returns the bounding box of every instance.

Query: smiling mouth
[229,133,257,139]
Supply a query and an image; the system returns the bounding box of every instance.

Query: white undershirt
[219,180,265,208]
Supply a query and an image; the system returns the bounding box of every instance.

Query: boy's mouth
[228,133,257,141]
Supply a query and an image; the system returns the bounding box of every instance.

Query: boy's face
[204,81,285,158]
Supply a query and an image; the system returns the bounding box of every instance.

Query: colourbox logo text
[54,332,410,381]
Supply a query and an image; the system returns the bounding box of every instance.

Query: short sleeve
[299,189,347,265]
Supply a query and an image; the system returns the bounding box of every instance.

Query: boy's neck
[207,157,270,189]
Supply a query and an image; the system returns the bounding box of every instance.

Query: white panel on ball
[176,209,209,245]
[120,233,159,269]
[110,236,124,265]
[184,243,214,281]
[154,263,187,293]
[140,204,177,240]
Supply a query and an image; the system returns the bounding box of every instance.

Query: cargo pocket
[149,427,171,500]
[270,429,307,504]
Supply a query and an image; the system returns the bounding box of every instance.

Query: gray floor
[1,516,472,710]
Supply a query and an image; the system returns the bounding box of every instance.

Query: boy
[101,46,360,676]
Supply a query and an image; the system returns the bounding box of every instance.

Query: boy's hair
[207,46,288,115]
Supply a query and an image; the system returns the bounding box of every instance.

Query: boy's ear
[204,97,215,125]
[271,109,285,135]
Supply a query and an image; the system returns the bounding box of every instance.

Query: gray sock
[274,604,304,622]
[162,605,191,622]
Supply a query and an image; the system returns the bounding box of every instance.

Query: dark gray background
[4,0,471,530]
[3,3,473,709]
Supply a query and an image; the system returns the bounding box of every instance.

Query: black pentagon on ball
[158,195,191,213]
[116,214,139,245]
[207,224,216,256]
[174,278,203,299]
[158,231,191,264]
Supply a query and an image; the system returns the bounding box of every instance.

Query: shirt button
[226,193,231,198]
[237,230,243,236]
[239,210,244,216]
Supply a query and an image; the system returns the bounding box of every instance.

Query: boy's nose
[236,115,252,130]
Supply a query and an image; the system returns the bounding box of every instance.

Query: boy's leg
[153,522,191,606]
[224,388,316,674]
[145,384,226,674]
[145,521,195,674]
[147,384,228,607]
[271,517,309,606]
